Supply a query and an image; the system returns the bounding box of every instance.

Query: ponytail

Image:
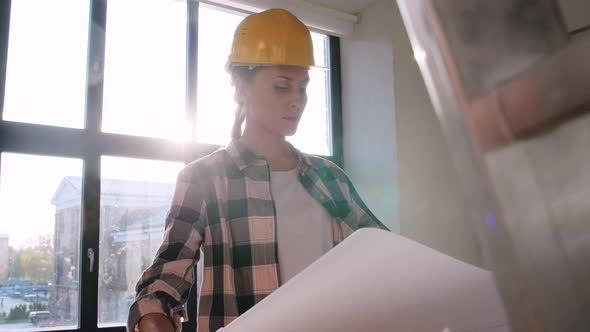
[229,65,259,141]
[231,105,246,140]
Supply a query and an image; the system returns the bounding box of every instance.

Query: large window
[0,153,83,330]
[101,0,188,141]
[0,1,342,331]
[3,0,89,129]
[97,157,184,327]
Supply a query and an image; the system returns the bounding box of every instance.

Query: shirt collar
[226,139,315,172]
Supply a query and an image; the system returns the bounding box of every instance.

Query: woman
[127,8,388,332]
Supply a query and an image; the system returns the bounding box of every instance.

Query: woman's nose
[290,90,306,110]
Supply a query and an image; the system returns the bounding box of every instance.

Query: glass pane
[196,5,332,156]
[288,33,331,156]
[195,5,244,147]
[102,0,188,141]
[97,156,184,327]
[0,153,82,330]
[3,0,90,128]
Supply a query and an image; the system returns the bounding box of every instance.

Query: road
[0,321,34,330]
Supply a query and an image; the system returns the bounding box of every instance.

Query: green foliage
[6,302,49,321]
[7,304,28,320]
[29,302,49,312]
[8,235,54,283]
[9,247,24,279]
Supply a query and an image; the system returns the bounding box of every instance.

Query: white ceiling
[307,0,376,14]
[205,0,374,35]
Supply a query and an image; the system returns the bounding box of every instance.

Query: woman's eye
[274,85,290,92]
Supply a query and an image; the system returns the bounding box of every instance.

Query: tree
[29,302,49,312]
[8,235,54,283]
[8,246,24,279]
[6,302,49,321]
[7,304,28,320]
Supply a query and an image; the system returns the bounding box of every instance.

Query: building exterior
[0,233,8,281]
[51,177,175,325]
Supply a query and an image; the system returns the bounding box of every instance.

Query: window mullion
[186,0,199,147]
[80,0,108,331]
[328,36,344,168]
[183,2,200,332]
[85,0,107,136]
[0,0,11,118]
[80,155,102,332]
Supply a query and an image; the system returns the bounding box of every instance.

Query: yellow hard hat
[227,8,315,69]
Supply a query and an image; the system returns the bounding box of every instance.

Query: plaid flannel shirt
[127,140,389,332]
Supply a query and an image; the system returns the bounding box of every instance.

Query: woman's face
[238,65,310,138]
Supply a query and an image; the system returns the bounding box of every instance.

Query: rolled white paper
[220,228,509,332]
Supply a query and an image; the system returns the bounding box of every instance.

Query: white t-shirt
[271,168,334,284]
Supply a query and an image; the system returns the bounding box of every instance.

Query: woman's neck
[238,133,297,171]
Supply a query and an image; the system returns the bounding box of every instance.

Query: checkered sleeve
[127,166,208,332]
[343,173,390,231]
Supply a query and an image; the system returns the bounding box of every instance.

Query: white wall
[340,0,399,233]
[341,0,482,266]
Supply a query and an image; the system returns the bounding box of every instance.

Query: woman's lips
[282,116,300,121]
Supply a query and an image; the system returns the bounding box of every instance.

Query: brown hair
[230,66,260,140]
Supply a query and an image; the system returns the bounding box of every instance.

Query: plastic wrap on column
[396,0,590,331]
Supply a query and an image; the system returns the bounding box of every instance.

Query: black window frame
[0,1,343,331]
